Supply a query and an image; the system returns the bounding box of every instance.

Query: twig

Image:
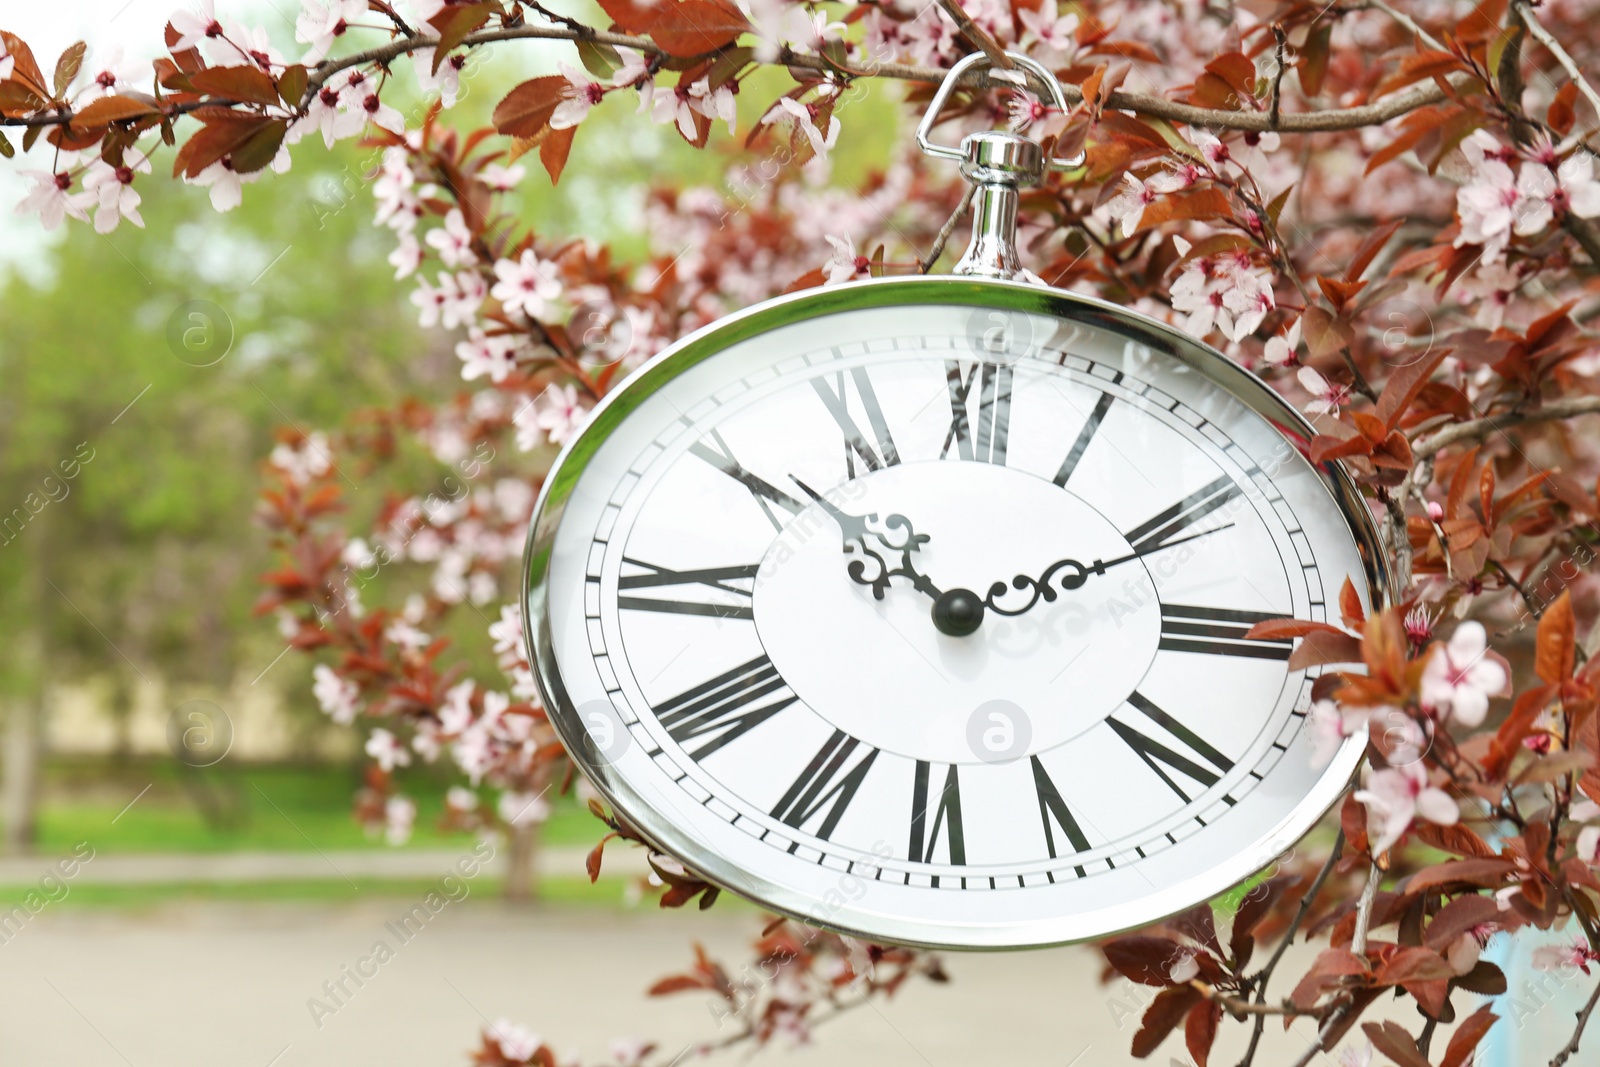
[1269,26,1287,130]
[1351,859,1382,955]
[920,184,976,273]
[1412,396,1600,459]
[935,0,1014,71]
[1368,0,1449,52]
[1517,1,1600,128]
[1552,978,1600,1067]
[1236,831,1345,1067]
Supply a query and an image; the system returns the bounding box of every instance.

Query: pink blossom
[14,170,91,231]
[1404,604,1435,645]
[1263,317,1301,366]
[1296,366,1349,417]
[764,96,840,162]
[1454,153,1527,262]
[312,665,361,725]
[688,79,737,135]
[357,91,407,137]
[365,727,412,772]
[612,48,654,109]
[269,432,332,484]
[413,47,466,106]
[1420,621,1508,727]
[652,83,700,140]
[823,235,869,285]
[552,63,607,130]
[425,208,477,267]
[488,1020,543,1064]
[1339,1042,1372,1067]
[480,162,526,192]
[443,271,486,329]
[169,0,225,55]
[455,328,521,383]
[1167,951,1199,983]
[297,0,366,63]
[1532,937,1600,975]
[1353,762,1458,856]
[1104,172,1180,238]
[1018,0,1079,65]
[1514,152,1600,234]
[1447,921,1497,973]
[388,232,422,279]
[288,84,363,148]
[534,382,588,446]
[1577,826,1600,866]
[446,786,477,812]
[1006,90,1047,133]
[491,249,564,319]
[82,45,141,99]
[384,795,417,845]
[82,149,151,234]
[1308,699,1370,766]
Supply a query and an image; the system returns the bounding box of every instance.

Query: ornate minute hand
[983,523,1237,618]
[790,478,942,603]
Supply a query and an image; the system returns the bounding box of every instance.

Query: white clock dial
[526,278,1388,949]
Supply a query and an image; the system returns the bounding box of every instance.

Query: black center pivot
[931,588,984,637]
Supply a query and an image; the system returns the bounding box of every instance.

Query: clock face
[525,278,1387,949]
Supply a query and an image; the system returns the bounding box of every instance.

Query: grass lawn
[35,756,601,855]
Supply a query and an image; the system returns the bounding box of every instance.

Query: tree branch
[1516,1,1600,129]
[1412,396,1600,459]
[0,26,1460,136]
[1552,978,1600,1067]
[935,0,1014,71]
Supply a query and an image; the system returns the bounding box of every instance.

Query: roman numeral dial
[689,429,804,532]
[908,761,966,880]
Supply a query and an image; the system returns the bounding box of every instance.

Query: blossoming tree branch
[8,0,1600,1062]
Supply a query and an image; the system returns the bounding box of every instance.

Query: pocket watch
[522,53,1391,949]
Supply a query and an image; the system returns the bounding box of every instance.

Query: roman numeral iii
[1159,604,1294,660]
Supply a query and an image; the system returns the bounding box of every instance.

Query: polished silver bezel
[522,275,1393,950]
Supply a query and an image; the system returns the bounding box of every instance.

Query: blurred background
[1,4,1568,1066]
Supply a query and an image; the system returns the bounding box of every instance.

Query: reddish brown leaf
[1549,82,1579,135]
[1184,999,1221,1067]
[1376,346,1450,431]
[1441,1005,1497,1067]
[278,64,308,107]
[492,75,567,138]
[1339,576,1367,629]
[1412,821,1496,858]
[648,0,750,57]
[69,94,159,127]
[1423,894,1500,951]
[429,2,493,69]
[647,974,711,995]
[1288,629,1365,670]
[1244,617,1350,640]
[0,31,51,100]
[1131,986,1201,1058]
[1373,50,1466,99]
[1103,935,1186,986]
[189,65,280,107]
[171,112,276,178]
[1536,590,1575,684]
[1376,946,1454,986]
[538,124,577,184]
[1405,858,1518,892]
[1299,22,1333,96]
[1133,186,1234,233]
[1362,1020,1431,1067]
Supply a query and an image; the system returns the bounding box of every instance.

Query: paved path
[0,845,645,887]
[0,897,1537,1067]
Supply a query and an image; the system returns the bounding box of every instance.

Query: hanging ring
[914,51,1086,170]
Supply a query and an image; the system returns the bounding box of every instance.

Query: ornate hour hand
[983,523,1237,618]
[791,478,942,605]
